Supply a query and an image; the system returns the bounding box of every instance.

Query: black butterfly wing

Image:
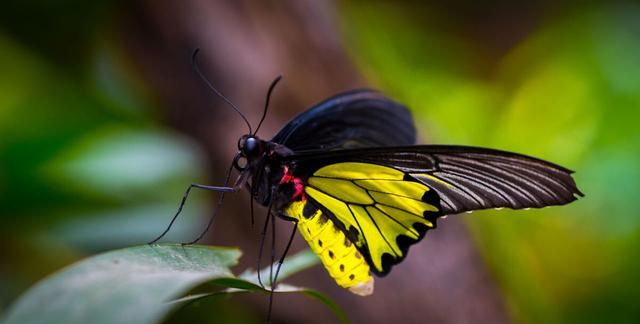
[290,145,583,215]
[271,89,416,151]
[283,146,582,275]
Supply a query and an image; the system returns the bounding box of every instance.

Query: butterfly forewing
[272,89,416,151]
[288,145,583,215]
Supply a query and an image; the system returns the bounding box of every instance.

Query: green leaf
[3,245,347,324]
[2,244,241,324]
[169,249,349,324]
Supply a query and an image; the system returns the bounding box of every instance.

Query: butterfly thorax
[236,135,300,208]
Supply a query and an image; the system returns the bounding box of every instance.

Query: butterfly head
[238,134,265,158]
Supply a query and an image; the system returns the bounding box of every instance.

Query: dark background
[1,1,639,323]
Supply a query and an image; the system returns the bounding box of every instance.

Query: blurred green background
[1,1,638,323]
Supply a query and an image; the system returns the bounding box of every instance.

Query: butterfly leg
[269,207,276,287]
[267,220,297,323]
[257,186,277,289]
[182,162,244,245]
[148,184,239,244]
[271,220,297,288]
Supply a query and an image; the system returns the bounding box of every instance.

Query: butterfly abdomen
[284,200,374,296]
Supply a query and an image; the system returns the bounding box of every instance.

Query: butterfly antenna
[192,48,253,134]
[253,75,282,136]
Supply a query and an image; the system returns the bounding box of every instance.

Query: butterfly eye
[245,137,257,153]
[242,136,263,158]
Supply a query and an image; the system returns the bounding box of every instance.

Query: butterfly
[235,87,584,296]
[151,51,582,301]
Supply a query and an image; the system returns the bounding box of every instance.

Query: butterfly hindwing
[303,162,441,275]
[283,200,374,295]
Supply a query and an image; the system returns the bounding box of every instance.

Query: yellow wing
[304,162,442,275]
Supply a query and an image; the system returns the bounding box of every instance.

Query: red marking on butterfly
[280,166,306,201]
